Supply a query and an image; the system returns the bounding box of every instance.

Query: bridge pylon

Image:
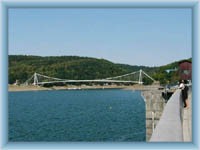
[33,72,38,86]
[138,69,143,84]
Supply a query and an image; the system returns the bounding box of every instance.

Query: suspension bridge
[24,69,156,86]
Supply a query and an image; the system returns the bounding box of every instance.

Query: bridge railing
[150,89,184,142]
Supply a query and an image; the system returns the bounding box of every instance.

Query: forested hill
[9,55,191,85]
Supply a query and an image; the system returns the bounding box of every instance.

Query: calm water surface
[9,89,145,141]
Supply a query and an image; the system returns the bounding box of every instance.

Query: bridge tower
[33,72,38,85]
[138,69,143,84]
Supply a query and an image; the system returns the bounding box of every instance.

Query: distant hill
[9,55,191,85]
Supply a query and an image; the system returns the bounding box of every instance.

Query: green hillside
[9,55,191,85]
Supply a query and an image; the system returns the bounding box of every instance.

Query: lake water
[9,89,145,141]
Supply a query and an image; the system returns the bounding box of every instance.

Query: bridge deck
[37,79,139,85]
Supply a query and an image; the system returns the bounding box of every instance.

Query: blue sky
[8,8,192,66]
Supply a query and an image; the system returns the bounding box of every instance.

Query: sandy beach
[9,85,52,92]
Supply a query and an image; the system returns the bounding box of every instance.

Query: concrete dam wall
[142,90,165,141]
[143,87,192,142]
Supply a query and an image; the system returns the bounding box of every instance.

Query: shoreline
[8,85,128,92]
[8,84,163,92]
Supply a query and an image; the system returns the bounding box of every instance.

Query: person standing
[179,80,189,108]
[183,80,189,108]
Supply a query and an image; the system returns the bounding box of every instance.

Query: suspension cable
[105,71,139,80]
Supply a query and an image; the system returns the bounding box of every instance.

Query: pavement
[150,90,183,141]
[150,89,192,142]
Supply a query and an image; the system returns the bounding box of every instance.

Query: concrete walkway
[150,89,192,142]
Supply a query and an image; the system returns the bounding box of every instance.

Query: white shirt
[179,83,185,89]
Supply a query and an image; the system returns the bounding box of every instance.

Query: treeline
[9,55,191,85]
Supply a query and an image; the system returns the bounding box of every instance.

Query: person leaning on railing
[179,80,189,108]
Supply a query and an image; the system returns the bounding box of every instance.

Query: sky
[8,8,192,67]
